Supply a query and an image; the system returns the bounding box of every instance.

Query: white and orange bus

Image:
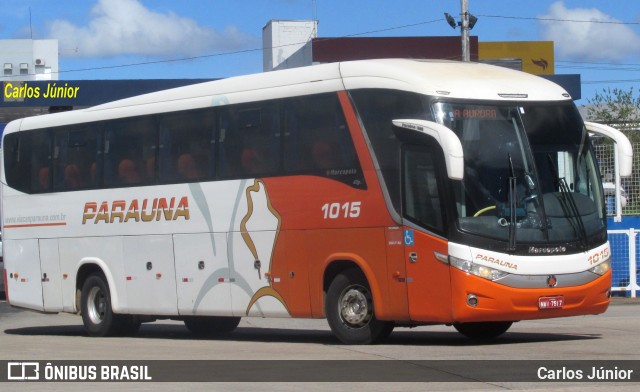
[1,59,632,344]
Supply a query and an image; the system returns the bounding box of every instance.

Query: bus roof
[11,59,572,132]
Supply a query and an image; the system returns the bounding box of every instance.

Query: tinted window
[159,109,215,183]
[4,131,46,193]
[403,145,445,233]
[4,93,369,193]
[218,102,281,179]
[54,126,100,191]
[351,89,431,209]
[104,117,157,187]
[284,94,365,188]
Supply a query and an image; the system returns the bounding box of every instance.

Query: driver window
[403,145,445,233]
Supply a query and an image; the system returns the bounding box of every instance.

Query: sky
[1,0,639,105]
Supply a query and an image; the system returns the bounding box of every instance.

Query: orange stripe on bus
[3,222,67,229]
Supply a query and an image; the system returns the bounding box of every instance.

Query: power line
[1,19,443,79]
[478,14,640,25]
[582,79,640,85]
[2,12,639,79]
[557,65,640,72]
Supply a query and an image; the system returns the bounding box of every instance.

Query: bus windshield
[433,101,605,248]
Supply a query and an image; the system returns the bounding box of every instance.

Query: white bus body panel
[58,236,126,313]
[4,239,43,311]
[448,241,610,275]
[3,178,285,316]
[40,238,63,312]
[123,235,178,315]
[174,233,232,316]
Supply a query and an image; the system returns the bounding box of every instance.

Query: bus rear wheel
[326,268,394,344]
[81,273,125,337]
[453,321,513,339]
[183,316,241,336]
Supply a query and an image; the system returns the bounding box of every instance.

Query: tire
[326,268,394,344]
[184,316,241,336]
[453,321,513,339]
[80,273,124,337]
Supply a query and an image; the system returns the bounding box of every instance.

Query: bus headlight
[588,258,611,276]
[449,255,510,281]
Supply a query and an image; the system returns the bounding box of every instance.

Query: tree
[587,87,640,214]
[587,87,640,129]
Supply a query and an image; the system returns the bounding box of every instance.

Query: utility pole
[445,0,477,62]
[460,0,470,62]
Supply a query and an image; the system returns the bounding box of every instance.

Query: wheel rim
[338,285,372,328]
[87,286,106,325]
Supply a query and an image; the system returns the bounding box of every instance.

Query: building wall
[311,36,478,63]
[1,39,59,81]
[263,20,318,72]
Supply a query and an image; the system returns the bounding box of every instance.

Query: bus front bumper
[449,268,612,323]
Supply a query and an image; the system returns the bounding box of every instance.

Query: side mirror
[585,121,633,223]
[392,119,464,180]
[584,122,633,177]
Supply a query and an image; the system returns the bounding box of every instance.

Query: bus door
[402,144,453,322]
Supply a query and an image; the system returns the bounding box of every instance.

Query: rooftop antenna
[312,0,317,21]
[29,7,33,39]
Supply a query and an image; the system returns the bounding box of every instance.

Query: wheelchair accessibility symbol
[404,230,414,246]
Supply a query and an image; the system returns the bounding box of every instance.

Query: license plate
[538,296,564,310]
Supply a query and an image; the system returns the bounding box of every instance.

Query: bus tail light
[449,255,510,281]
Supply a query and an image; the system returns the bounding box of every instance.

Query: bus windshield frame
[431,100,607,254]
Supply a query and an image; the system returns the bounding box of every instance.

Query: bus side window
[104,117,157,187]
[284,93,364,188]
[30,130,53,193]
[4,131,40,193]
[158,109,215,183]
[219,102,280,179]
[53,127,99,191]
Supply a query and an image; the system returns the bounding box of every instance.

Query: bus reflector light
[466,294,478,307]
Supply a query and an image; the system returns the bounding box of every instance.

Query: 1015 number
[321,201,361,219]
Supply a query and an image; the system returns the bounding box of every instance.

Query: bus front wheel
[453,321,513,339]
[326,268,394,344]
[80,273,125,337]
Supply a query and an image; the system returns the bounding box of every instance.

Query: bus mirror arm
[392,119,464,180]
[584,122,633,177]
[585,121,633,223]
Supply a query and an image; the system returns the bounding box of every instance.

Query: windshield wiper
[558,177,588,250]
[547,154,588,250]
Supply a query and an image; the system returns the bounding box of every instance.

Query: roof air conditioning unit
[35,58,45,66]
[4,63,12,70]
